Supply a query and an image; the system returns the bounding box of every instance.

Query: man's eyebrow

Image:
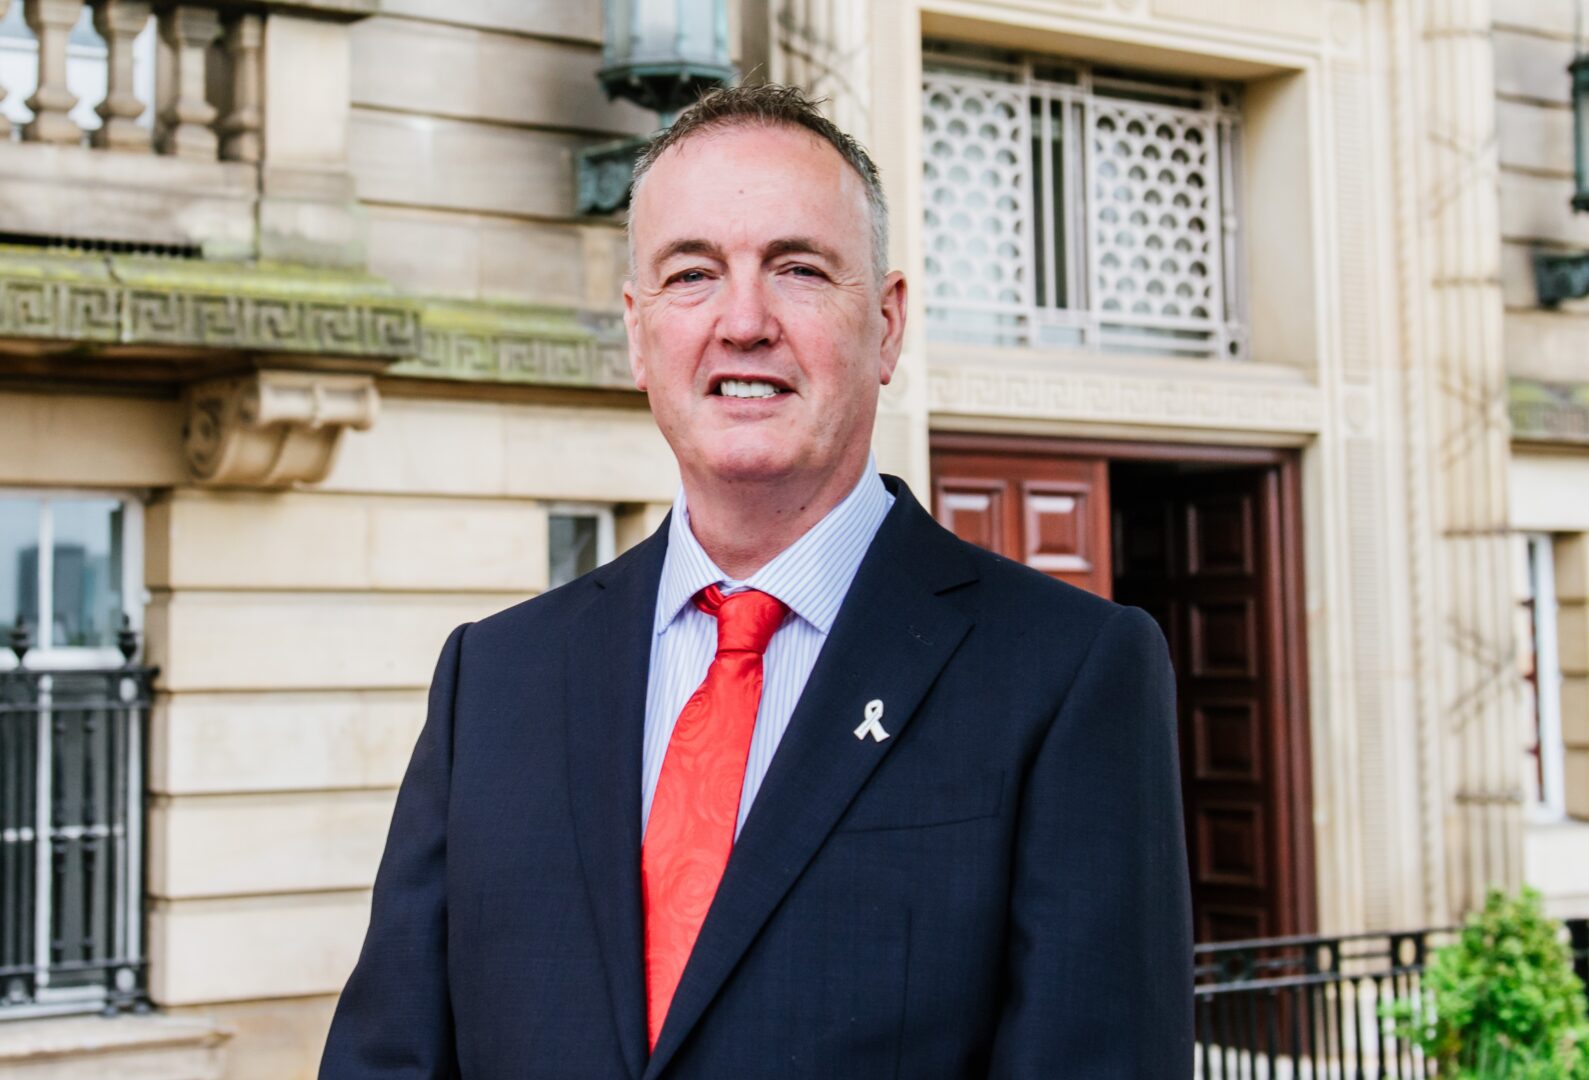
[651,238,724,272]
[763,237,844,264]
[648,236,847,272]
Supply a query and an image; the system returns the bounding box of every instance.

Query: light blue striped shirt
[642,457,895,839]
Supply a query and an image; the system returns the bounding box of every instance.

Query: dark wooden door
[1112,466,1297,943]
[930,449,1112,596]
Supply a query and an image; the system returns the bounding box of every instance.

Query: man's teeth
[718,379,783,399]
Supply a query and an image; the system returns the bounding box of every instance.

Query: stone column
[1397,0,1523,917]
[1555,534,1589,820]
[93,0,153,151]
[768,0,871,142]
[218,13,263,162]
[156,4,221,160]
[22,0,86,145]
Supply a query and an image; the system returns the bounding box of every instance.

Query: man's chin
[693,445,805,488]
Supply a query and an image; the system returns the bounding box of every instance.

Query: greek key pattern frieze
[0,276,421,357]
[402,327,633,390]
[928,363,1323,433]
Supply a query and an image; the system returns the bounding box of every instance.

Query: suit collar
[641,478,978,1078]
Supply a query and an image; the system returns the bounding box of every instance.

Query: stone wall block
[148,892,370,1005]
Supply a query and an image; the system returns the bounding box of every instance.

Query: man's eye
[670,270,708,285]
[787,265,823,278]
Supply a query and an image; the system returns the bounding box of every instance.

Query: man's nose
[716,274,778,351]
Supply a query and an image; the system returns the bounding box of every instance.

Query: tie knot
[694,584,787,656]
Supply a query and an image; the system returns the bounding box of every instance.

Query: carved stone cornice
[393,301,634,391]
[1510,377,1589,445]
[926,351,1323,435]
[0,248,420,360]
[183,370,377,487]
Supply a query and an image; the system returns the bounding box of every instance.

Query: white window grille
[922,45,1246,359]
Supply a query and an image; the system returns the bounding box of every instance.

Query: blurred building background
[0,0,1585,1075]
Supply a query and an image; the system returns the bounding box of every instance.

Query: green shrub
[1383,887,1589,1078]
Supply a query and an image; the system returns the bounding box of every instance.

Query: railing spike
[8,614,30,662]
[116,613,138,664]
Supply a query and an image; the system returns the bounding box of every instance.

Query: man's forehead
[633,125,864,221]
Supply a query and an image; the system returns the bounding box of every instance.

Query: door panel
[931,450,1111,597]
[930,439,1310,946]
[1114,467,1292,944]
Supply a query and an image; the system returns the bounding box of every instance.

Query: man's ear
[877,271,907,386]
[623,280,648,392]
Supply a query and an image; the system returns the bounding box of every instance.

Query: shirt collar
[654,454,895,636]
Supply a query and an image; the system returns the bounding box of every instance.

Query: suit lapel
[643,483,978,1079]
[565,524,669,1080]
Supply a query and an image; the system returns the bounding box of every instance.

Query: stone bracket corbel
[182,370,378,488]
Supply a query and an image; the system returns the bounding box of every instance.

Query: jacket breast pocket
[834,771,1004,833]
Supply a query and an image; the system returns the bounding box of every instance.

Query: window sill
[1523,816,1589,918]
[0,1013,229,1078]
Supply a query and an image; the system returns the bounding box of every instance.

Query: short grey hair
[627,83,890,281]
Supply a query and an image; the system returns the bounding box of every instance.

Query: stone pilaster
[768,0,871,143]
[1393,0,1523,919]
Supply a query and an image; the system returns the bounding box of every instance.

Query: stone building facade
[0,0,1581,1076]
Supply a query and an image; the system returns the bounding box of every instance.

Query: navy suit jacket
[320,477,1192,1078]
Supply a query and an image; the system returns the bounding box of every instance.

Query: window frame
[921,42,1247,360]
[0,490,145,672]
[1521,531,1568,823]
[544,502,617,591]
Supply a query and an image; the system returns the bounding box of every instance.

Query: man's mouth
[713,378,791,399]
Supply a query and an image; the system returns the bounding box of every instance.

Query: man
[321,84,1192,1079]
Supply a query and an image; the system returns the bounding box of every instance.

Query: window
[1,492,149,1016]
[1516,532,1566,820]
[922,42,1245,359]
[0,493,144,670]
[547,504,616,590]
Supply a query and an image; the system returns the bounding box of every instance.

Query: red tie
[642,584,788,1050]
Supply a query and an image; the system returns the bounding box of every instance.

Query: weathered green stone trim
[1511,377,1589,445]
[0,247,636,390]
[0,248,421,359]
[397,301,633,391]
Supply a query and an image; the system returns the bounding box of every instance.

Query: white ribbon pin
[853,699,889,743]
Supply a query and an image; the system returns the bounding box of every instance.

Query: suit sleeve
[319,623,469,1080]
[987,605,1194,1079]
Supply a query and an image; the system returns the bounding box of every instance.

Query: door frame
[930,432,1317,937]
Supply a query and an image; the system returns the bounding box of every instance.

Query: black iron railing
[1193,920,1589,1079]
[0,619,151,1017]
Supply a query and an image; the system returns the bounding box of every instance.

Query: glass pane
[0,497,42,644]
[549,515,600,590]
[49,499,122,649]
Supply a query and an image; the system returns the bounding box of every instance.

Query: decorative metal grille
[923,49,1245,359]
[0,625,149,1018]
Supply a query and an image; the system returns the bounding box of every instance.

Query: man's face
[624,123,905,493]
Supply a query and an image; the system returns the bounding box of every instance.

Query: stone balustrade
[0,0,262,162]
